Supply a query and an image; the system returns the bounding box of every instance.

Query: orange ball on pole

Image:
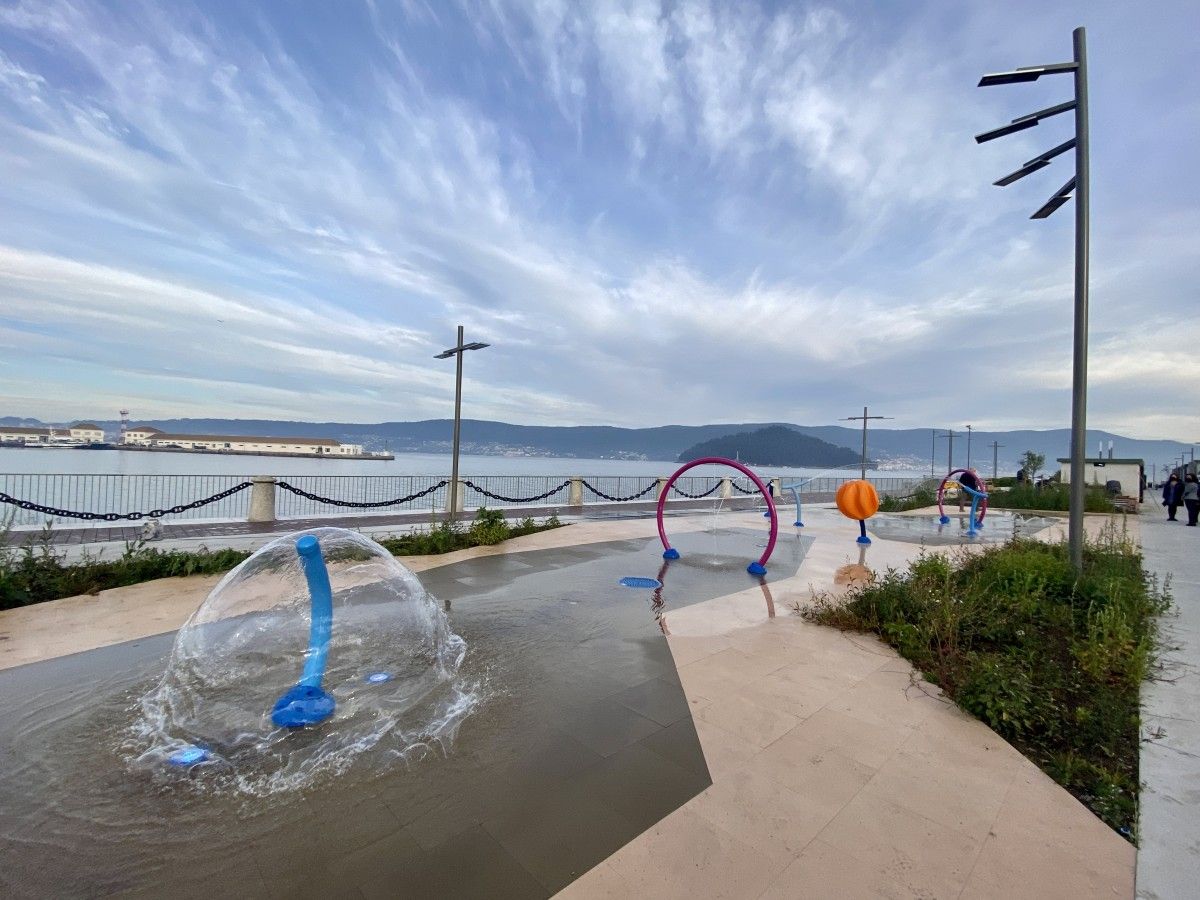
[836,479,879,545]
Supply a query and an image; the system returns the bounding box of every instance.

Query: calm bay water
[0,448,925,480]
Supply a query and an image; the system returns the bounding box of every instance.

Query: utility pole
[991,440,1005,479]
[976,27,1090,571]
[937,429,955,474]
[965,424,974,470]
[930,429,937,477]
[841,407,892,481]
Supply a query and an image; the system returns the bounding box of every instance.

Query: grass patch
[0,508,563,610]
[987,483,1114,512]
[803,522,1167,841]
[878,485,937,512]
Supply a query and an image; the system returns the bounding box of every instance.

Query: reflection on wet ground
[867,511,1055,545]
[0,527,805,899]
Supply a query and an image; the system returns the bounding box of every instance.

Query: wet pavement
[0,527,806,899]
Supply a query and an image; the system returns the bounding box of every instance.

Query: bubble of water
[131,528,477,794]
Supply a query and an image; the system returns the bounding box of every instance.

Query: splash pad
[133,527,478,793]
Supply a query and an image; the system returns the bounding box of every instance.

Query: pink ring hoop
[657,457,778,574]
[936,468,989,521]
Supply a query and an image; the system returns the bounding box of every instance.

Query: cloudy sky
[0,0,1196,438]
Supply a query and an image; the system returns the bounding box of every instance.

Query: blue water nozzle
[663,548,680,560]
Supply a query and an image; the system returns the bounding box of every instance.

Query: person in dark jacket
[1183,473,1200,527]
[1163,473,1184,521]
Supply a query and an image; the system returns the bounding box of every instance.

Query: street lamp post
[965,425,974,471]
[976,27,1090,571]
[991,440,1005,480]
[435,325,490,521]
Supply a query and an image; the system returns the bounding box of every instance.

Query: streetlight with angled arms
[975,27,1091,571]
[435,325,489,521]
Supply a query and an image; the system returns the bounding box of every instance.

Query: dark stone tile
[574,741,709,833]
[482,779,639,894]
[554,697,663,758]
[613,677,693,726]
[638,716,711,779]
[359,826,545,900]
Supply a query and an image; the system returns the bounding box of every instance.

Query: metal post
[449,325,464,521]
[931,429,936,477]
[860,406,868,480]
[948,429,954,473]
[965,425,973,470]
[1067,26,1089,572]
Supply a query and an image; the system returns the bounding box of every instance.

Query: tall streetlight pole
[841,407,892,481]
[965,425,974,471]
[435,325,490,521]
[991,440,1005,480]
[930,429,937,477]
[976,27,1090,571]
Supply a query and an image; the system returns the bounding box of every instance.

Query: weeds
[878,486,937,512]
[803,521,1167,841]
[0,507,564,610]
[988,483,1114,512]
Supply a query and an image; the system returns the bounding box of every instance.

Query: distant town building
[121,427,363,456]
[0,423,106,445]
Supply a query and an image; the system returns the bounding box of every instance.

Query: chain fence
[0,471,931,530]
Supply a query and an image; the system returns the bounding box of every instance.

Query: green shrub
[878,486,937,512]
[1,513,565,610]
[988,483,1113,512]
[803,522,1167,841]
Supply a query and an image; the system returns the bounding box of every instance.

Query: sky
[0,0,1196,439]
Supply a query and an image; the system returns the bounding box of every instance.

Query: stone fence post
[569,477,583,507]
[769,478,782,500]
[444,481,465,514]
[657,477,669,502]
[248,476,277,523]
[720,477,732,500]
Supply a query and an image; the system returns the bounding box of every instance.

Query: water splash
[128,528,481,795]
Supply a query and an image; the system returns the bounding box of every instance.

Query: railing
[0,472,930,529]
[0,473,253,527]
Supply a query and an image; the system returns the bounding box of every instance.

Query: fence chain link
[275,479,448,508]
[0,481,253,522]
[670,482,722,499]
[580,480,659,502]
[730,481,758,495]
[461,479,570,504]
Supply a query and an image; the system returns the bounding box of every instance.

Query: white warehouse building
[122,426,363,457]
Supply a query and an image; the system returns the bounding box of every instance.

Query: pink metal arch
[937,468,990,522]
[657,457,778,574]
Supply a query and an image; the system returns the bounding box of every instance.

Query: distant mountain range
[1,416,1191,474]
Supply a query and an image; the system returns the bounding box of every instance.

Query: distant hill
[678,426,860,467]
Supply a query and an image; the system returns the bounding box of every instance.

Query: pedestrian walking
[1163,473,1184,521]
[1183,473,1200,527]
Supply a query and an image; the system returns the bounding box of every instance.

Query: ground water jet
[136,527,477,791]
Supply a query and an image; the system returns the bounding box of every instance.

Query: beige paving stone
[552,860,632,899]
[816,793,982,899]
[667,633,734,668]
[855,749,1015,843]
[598,806,785,900]
[757,839,912,900]
[691,717,761,780]
[758,706,913,771]
[824,665,949,729]
[686,768,849,870]
[751,739,876,811]
[696,694,801,749]
[957,767,1134,899]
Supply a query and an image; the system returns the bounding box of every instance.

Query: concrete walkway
[1138,514,1200,899]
